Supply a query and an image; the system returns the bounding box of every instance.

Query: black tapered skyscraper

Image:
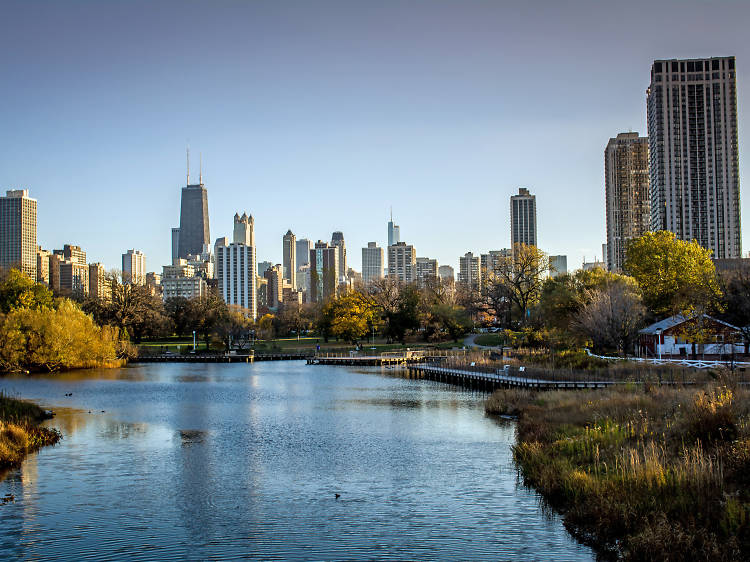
[173,150,210,261]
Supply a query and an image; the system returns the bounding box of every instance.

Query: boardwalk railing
[584,349,750,370]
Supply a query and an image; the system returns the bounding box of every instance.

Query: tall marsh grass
[487,384,750,560]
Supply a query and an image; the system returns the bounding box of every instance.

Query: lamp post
[192,330,196,351]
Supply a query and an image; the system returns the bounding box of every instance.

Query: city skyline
[2,1,749,273]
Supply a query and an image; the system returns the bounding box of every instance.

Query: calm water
[0,362,592,561]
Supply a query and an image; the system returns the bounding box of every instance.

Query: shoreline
[0,394,61,476]
[485,384,750,560]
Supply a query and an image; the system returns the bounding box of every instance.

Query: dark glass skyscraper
[173,155,210,260]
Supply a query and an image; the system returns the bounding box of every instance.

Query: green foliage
[624,231,722,317]
[322,291,378,344]
[0,298,121,372]
[0,269,53,313]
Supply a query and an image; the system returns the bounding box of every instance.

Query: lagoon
[0,362,592,560]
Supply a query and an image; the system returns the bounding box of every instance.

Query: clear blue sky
[2,0,749,273]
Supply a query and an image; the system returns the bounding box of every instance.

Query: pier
[132,352,311,363]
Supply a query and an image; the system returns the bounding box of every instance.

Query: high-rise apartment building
[458,252,481,292]
[415,257,438,287]
[604,133,650,272]
[264,264,283,309]
[89,263,111,300]
[58,244,86,264]
[480,249,511,280]
[387,242,416,283]
[282,230,297,289]
[511,188,537,250]
[438,265,455,282]
[174,156,210,260]
[36,247,51,284]
[216,213,257,319]
[310,241,339,302]
[59,261,89,296]
[122,249,146,285]
[549,255,568,278]
[387,211,400,247]
[362,242,384,284]
[331,231,347,282]
[0,190,37,279]
[647,56,740,258]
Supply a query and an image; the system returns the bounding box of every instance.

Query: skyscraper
[549,255,568,278]
[264,264,283,309]
[310,241,339,302]
[331,231,347,282]
[387,210,400,247]
[0,189,37,279]
[511,188,537,249]
[362,242,384,284]
[174,152,210,260]
[295,239,312,269]
[282,230,296,289]
[216,213,257,319]
[387,242,416,283]
[605,132,650,272]
[647,56,740,258]
[122,249,146,285]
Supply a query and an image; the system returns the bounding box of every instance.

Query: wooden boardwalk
[133,353,311,363]
[408,364,620,392]
[307,354,429,367]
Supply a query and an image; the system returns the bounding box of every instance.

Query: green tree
[323,290,378,344]
[624,231,722,317]
[0,269,53,313]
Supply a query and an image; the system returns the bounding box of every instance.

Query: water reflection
[0,362,593,560]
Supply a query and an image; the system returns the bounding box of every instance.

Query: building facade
[480,249,511,281]
[387,213,400,247]
[605,132,650,272]
[264,264,283,309]
[36,247,51,284]
[309,242,339,303]
[647,56,741,258]
[458,252,481,292]
[362,242,384,284]
[387,242,416,283]
[511,188,537,249]
[215,213,257,319]
[438,265,455,282]
[415,257,438,287]
[174,167,210,260]
[282,230,296,289]
[549,255,568,277]
[331,231,347,283]
[89,262,111,300]
[0,190,37,279]
[122,249,146,285]
[59,261,89,296]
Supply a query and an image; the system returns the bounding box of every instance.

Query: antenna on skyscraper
[390,206,392,221]
[186,147,190,185]
[199,152,203,184]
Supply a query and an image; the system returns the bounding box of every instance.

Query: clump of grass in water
[0,392,61,470]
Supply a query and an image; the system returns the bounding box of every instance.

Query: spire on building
[199,152,203,184]
[186,147,190,185]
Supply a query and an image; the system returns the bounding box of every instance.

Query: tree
[164,297,194,336]
[322,291,378,344]
[624,231,722,317]
[214,305,253,350]
[188,291,229,348]
[721,269,750,353]
[489,243,549,325]
[107,280,171,343]
[574,279,646,354]
[0,268,53,313]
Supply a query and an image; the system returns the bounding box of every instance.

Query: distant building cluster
[0,56,742,311]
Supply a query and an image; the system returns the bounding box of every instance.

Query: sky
[2,0,749,273]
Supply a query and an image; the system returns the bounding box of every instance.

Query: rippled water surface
[0,362,592,560]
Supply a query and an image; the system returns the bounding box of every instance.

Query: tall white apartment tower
[387,242,416,283]
[282,230,296,289]
[216,213,257,319]
[122,249,146,285]
[605,132,650,272]
[511,188,537,250]
[647,56,741,258]
[362,242,384,284]
[0,189,37,280]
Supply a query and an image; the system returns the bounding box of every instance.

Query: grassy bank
[0,393,61,470]
[486,384,750,560]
